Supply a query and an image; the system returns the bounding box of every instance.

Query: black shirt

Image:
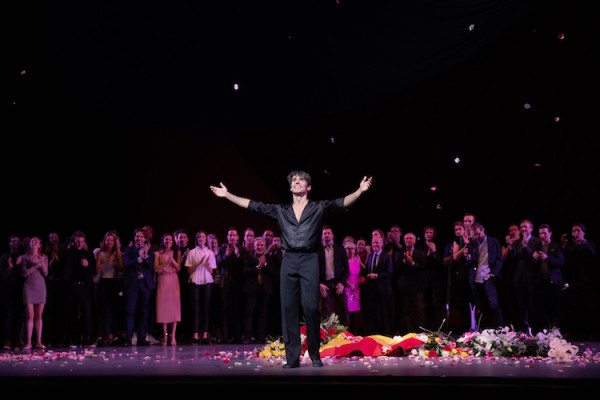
[248,198,347,253]
[62,247,95,286]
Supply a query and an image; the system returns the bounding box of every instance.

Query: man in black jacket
[242,237,274,344]
[62,231,95,347]
[511,219,543,332]
[395,232,428,333]
[534,224,564,331]
[563,223,597,339]
[318,226,349,328]
[466,222,504,329]
[0,235,24,349]
[361,235,393,335]
[216,227,247,343]
[123,228,155,346]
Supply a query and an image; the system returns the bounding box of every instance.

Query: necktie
[258,256,263,284]
[372,253,379,272]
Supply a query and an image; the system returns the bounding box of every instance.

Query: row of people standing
[1,231,100,349]
[452,216,598,340]
[314,224,443,337]
[0,225,284,349]
[1,216,598,350]
[330,216,598,341]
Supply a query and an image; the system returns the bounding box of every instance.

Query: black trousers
[66,282,93,344]
[280,252,321,363]
[244,287,270,341]
[189,282,212,334]
[470,277,504,329]
[321,279,349,327]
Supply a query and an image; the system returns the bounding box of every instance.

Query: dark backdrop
[4,1,598,248]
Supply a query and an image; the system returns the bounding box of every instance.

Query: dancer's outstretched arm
[210,182,250,209]
[343,176,373,207]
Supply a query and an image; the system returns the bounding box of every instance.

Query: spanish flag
[319,332,425,357]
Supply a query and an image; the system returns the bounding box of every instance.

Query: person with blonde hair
[95,231,124,346]
[19,236,48,349]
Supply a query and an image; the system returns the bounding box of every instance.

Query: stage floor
[2,341,600,394]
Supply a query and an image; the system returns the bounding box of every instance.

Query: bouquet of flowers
[258,313,347,358]
[414,326,579,360]
[456,328,537,357]
[411,332,470,358]
[258,337,286,359]
[301,313,346,346]
[535,328,579,360]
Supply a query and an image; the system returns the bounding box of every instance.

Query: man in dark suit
[217,227,247,343]
[123,228,155,346]
[563,223,597,339]
[466,222,504,329]
[62,231,95,347]
[511,219,543,331]
[318,226,350,327]
[242,237,275,344]
[534,224,564,331]
[361,235,393,335]
[0,235,25,349]
[395,232,428,333]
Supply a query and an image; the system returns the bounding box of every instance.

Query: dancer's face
[289,175,311,196]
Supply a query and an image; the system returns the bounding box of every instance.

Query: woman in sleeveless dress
[154,233,181,345]
[19,236,48,349]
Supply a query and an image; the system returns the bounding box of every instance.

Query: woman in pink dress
[154,233,181,345]
[343,238,364,334]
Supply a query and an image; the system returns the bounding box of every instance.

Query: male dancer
[210,171,372,368]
